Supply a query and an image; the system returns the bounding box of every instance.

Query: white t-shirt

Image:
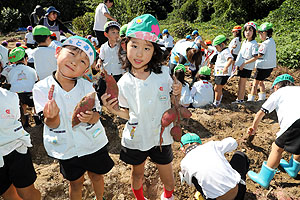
[194,35,202,43]
[32,46,57,80]
[205,46,217,62]
[49,40,62,50]
[0,45,9,67]
[229,37,241,55]
[170,41,198,65]
[25,32,35,44]
[117,66,174,151]
[163,35,174,48]
[32,76,108,159]
[0,88,32,167]
[180,83,193,107]
[191,80,214,107]
[261,86,300,138]
[93,3,110,31]
[100,42,124,76]
[235,40,258,70]
[25,48,34,63]
[214,48,233,76]
[255,37,276,69]
[180,137,241,199]
[1,64,38,93]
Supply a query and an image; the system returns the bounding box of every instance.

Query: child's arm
[239,55,258,70]
[247,110,265,136]
[222,57,233,74]
[101,93,129,120]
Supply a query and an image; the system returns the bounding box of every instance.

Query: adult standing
[30,5,46,27]
[39,6,75,41]
[93,0,117,48]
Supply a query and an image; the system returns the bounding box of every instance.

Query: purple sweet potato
[72,92,95,127]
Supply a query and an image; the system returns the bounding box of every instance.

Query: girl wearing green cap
[101,14,182,200]
[233,22,259,103]
[247,74,300,189]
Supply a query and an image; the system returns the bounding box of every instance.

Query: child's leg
[87,171,104,200]
[69,175,84,200]
[237,77,247,100]
[214,84,223,102]
[266,142,284,169]
[250,79,260,96]
[259,81,266,93]
[156,163,175,198]
[15,184,41,200]
[131,162,146,200]
[1,184,22,200]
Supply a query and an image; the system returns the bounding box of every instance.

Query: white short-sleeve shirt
[93,3,109,31]
[32,47,57,80]
[194,35,202,43]
[255,37,276,69]
[25,32,35,44]
[117,66,174,151]
[236,40,258,70]
[229,37,241,55]
[191,80,214,107]
[163,35,174,48]
[0,45,9,67]
[214,48,233,76]
[49,40,62,50]
[180,137,241,199]
[261,86,300,138]
[32,76,108,159]
[180,83,193,107]
[99,42,124,76]
[1,64,38,93]
[0,88,32,167]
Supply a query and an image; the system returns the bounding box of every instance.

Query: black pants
[192,151,249,200]
[95,30,108,48]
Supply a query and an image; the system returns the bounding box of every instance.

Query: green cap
[126,14,160,43]
[199,66,211,75]
[9,47,26,62]
[272,74,294,88]
[62,36,96,67]
[244,21,258,30]
[104,21,121,32]
[120,24,128,37]
[213,35,227,46]
[258,22,273,32]
[181,133,202,147]
[32,25,51,36]
[174,64,186,73]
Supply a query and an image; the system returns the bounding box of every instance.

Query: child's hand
[101,93,119,112]
[239,63,245,70]
[172,75,182,96]
[223,67,228,74]
[247,127,256,135]
[77,110,94,123]
[95,59,102,71]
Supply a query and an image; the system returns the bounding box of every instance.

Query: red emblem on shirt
[5,109,10,114]
[159,87,163,91]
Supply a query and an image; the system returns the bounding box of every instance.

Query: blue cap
[162,29,168,34]
[186,35,192,40]
[46,6,60,16]
[192,30,198,35]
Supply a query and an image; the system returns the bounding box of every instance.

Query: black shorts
[120,145,173,165]
[237,68,252,78]
[210,54,218,65]
[18,92,34,107]
[215,76,230,85]
[275,118,300,154]
[94,30,108,48]
[232,54,238,61]
[0,150,37,195]
[59,146,114,181]
[254,68,273,81]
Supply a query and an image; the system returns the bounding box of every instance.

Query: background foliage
[0,0,299,68]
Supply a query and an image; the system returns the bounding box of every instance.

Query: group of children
[0,11,299,200]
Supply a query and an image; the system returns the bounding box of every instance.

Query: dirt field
[1,37,300,199]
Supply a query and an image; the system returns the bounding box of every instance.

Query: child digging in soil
[247,74,300,188]
[0,87,41,200]
[32,36,114,200]
[180,133,249,200]
[101,14,182,200]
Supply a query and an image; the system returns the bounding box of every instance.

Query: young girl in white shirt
[102,14,182,200]
[174,64,193,107]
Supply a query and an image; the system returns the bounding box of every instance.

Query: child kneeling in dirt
[0,87,41,200]
[180,133,249,200]
[32,36,114,200]
[247,74,300,188]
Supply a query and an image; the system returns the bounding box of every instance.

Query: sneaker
[231,99,244,104]
[161,192,174,200]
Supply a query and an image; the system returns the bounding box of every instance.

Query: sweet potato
[159,107,178,150]
[72,92,96,127]
[179,107,192,119]
[171,125,182,142]
[102,69,119,109]
[48,84,55,100]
